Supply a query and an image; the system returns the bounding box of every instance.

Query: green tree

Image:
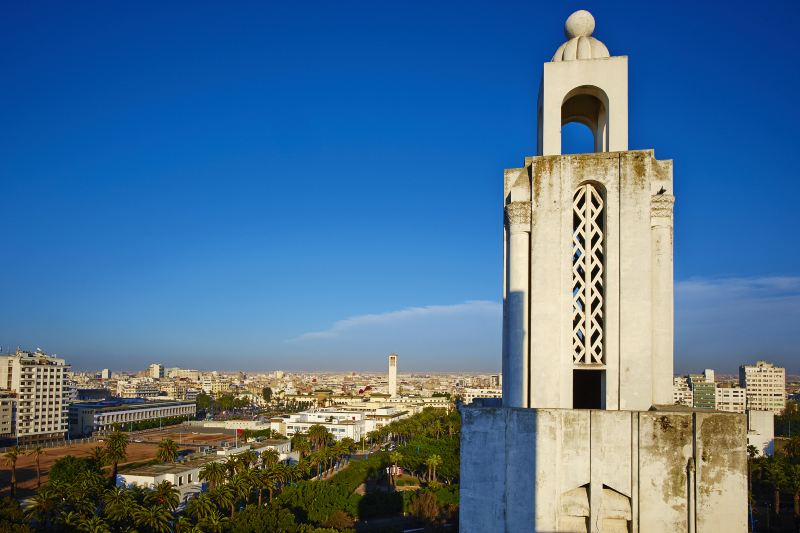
[50,455,102,485]
[27,446,46,488]
[185,493,216,522]
[198,510,229,533]
[307,425,331,451]
[196,393,212,411]
[2,446,21,496]
[104,429,130,486]
[389,451,403,487]
[200,462,228,491]
[148,480,180,511]
[211,485,236,519]
[260,448,280,468]
[133,503,172,533]
[765,457,788,515]
[157,438,179,463]
[78,515,111,533]
[103,486,136,525]
[261,387,273,403]
[785,462,800,518]
[291,434,311,458]
[425,454,442,483]
[227,505,298,533]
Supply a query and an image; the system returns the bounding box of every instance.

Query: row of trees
[749,435,800,530]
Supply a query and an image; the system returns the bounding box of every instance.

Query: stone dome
[551,10,610,62]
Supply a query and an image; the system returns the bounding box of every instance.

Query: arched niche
[561,85,609,153]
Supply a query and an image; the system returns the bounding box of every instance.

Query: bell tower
[502,9,674,412]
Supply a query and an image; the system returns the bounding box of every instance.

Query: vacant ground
[0,441,161,498]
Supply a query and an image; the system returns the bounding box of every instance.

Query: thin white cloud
[287,300,501,343]
[675,275,800,372]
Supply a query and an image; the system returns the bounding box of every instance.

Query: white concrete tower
[502,9,674,411]
[465,11,747,533]
[388,353,398,398]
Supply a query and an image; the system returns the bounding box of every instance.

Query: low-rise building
[117,379,161,399]
[118,455,218,502]
[271,408,366,442]
[747,410,774,456]
[69,399,196,437]
[463,387,503,405]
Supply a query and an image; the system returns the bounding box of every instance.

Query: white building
[149,363,165,379]
[118,455,218,502]
[461,11,746,532]
[0,391,15,438]
[746,410,774,457]
[69,399,196,436]
[739,360,786,413]
[463,387,502,405]
[0,349,70,443]
[672,376,693,407]
[715,386,746,413]
[388,353,398,398]
[270,408,367,442]
[101,368,111,380]
[117,378,161,399]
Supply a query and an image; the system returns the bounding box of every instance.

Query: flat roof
[123,455,220,477]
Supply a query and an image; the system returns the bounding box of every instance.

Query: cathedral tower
[463,11,747,532]
[502,9,674,412]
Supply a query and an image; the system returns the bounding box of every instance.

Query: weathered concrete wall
[460,406,747,533]
[503,150,674,412]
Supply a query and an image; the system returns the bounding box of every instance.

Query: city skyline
[3,1,799,374]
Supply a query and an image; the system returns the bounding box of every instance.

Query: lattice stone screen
[572,183,605,365]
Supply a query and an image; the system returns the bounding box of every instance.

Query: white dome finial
[551,9,609,62]
[565,10,595,39]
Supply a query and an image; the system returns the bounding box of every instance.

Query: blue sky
[1,1,798,373]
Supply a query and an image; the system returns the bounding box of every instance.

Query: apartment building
[673,376,693,407]
[117,378,161,399]
[689,374,716,410]
[149,363,165,379]
[0,391,15,439]
[0,349,70,443]
[739,361,786,414]
[715,385,746,413]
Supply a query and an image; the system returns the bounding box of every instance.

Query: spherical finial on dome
[564,10,595,39]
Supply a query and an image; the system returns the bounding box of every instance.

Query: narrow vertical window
[572,183,605,365]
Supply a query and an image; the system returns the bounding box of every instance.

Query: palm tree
[148,480,180,511]
[785,462,800,518]
[103,486,135,525]
[210,485,236,519]
[259,466,281,504]
[307,425,330,451]
[200,461,227,491]
[157,438,178,463]
[3,445,21,496]
[199,510,228,533]
[224,456,240,477]
[389,451,403,487]
[105,429,130,486]
[27,488,59,528]
[291,434,311,458]
[764,457,788,516]
[133,503,172,533]
[28,446,46,488]
[185,493,216,522]
[90,445,107,468]
[238,450,257,470]
[229,472,251,512]
[260,448,279,468]
[78,515,112,533]
[425,454,442,482]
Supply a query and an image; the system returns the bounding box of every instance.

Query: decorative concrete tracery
[505,201,531,228]
[572,183,605,365]
[650,193,675,218]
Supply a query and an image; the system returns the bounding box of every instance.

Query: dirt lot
[0,441,161,497]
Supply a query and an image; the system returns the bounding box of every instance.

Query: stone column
[504,201,531,408]
[650,193,675,405]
